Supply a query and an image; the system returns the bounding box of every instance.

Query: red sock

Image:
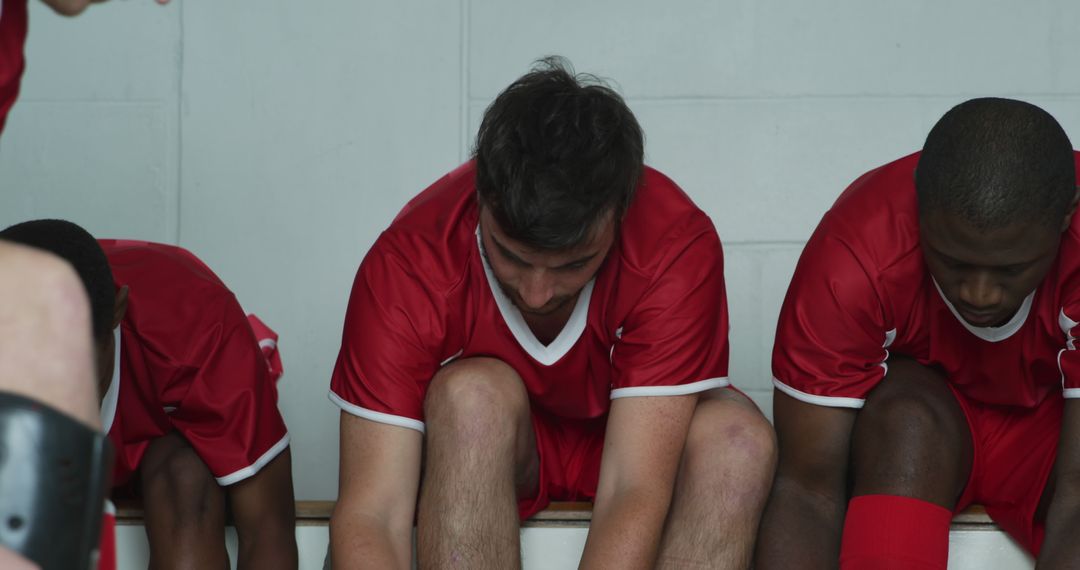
[98,500,117,570]
[840,494,952,570]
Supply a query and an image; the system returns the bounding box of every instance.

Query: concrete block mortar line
[467,93,1080,105]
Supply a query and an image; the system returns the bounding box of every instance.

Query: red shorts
[950,384,1062,555]
[517,407,606,519]
[516,385,748,520]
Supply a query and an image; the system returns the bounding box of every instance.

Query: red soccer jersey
[0,0,27,134]
[773,151,1080,409]
[330,162,730,431]
[99,240,289,487]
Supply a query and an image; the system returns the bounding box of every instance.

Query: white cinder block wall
[2,0,1079,501]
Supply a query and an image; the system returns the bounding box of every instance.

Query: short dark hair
[474,56,645,250]
[0,219,114,342]
[916,97,1075,230]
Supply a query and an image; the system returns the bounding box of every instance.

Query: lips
[959,309,1002,327]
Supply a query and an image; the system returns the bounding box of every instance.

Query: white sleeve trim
[610,377,728,399]
[328,390,426,434]
[215,433,291,486]
[1065,388,1080,398]
[773,378,865,409]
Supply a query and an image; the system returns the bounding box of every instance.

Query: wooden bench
[114,499,999,528]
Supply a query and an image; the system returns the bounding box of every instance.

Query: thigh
[422,357,540,503]
[140,431,224,513]
[139,432,228,567]
[851,358,974,508]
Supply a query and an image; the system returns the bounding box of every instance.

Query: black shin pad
[0,392,113,570]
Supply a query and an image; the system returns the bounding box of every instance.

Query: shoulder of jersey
[99,239,233,301]
[618,166,719,274]
[816,153,921,264]
[374,163,478,292]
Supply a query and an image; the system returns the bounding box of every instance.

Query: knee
[423,357,528,439]
[142,435,218,504]
[683,399,777,489]
[856,383,955,447]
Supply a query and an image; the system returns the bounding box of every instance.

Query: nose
[518,270,555,310]
[958,271,1004,310]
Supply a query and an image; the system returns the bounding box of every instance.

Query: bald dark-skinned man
[758,98,1080,569]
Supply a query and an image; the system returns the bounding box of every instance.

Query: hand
[41,0,171,17]
[0,547,40,570]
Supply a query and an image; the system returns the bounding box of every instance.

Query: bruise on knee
[681,400,777,496]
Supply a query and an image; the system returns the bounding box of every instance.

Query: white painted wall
[2,0,1079,501]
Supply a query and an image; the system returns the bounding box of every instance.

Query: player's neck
[521,297,577,346]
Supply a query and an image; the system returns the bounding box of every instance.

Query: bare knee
[142,434,222,519]
[852,365,971,502]
[423,357,529,440]
[855,377,965,455]
[682,398,777,494]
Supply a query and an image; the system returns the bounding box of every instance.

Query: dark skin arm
[1035,398,1080,568]
[228,448,298,570]
[755,390,857,570]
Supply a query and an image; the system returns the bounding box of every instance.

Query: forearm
[38,0,92,16]
[579,490,671,570]
[756,477,847,570]
[1037,486,1080,568]
[1038,399,1080,568]
[330,510,411,570]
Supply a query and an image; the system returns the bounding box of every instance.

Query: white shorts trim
[215,433,291,486]
[773,378,865,409]
[328,391,426,434]
[1064,388,1080,399]
[610,377,729,399]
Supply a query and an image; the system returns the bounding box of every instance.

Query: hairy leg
[656,388,777,569]
[417,358,538,570]
[140,431,229,570]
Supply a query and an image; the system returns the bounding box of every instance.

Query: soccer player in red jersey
[758,98,1080,568]
[0,219,298,570]
[328,58,777,569]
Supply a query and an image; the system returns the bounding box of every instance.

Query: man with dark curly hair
[329,58,777,569]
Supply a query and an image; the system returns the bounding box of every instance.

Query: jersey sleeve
[1057,298,1080,398]
[772,226,893,408]
[609,228,730,397]
[165,297,290,486]
[328,245,447,433]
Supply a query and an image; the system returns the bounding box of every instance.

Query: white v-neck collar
[100,327,121,433]
[477,228,594,366]
[932,278,1034,343]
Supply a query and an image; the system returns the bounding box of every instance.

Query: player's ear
[1062,186,1080,233]
[112,285,129,330]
